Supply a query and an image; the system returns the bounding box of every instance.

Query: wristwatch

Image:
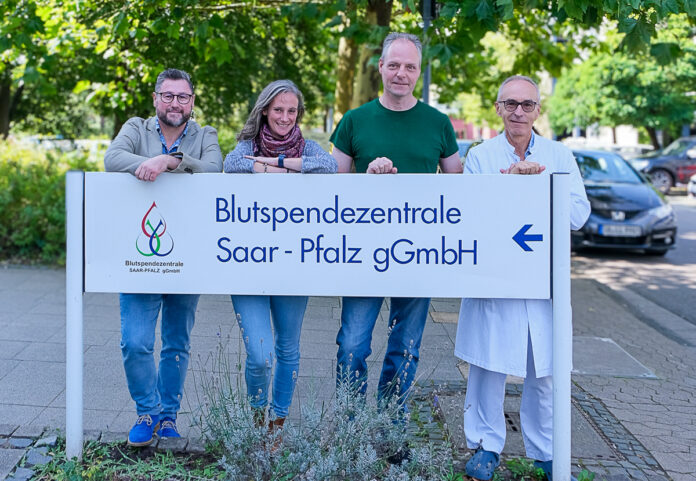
[277,154,285,168]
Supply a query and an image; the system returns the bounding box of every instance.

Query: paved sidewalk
[0,265,694,480]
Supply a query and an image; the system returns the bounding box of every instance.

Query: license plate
[600,224,642,237]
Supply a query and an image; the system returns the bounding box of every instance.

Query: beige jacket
[104,117,222,174]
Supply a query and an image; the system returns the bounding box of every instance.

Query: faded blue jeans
[120,293,199,418]
[232,295,308,419]
[336,297,431,405]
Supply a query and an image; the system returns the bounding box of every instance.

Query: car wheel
[645,248,669,256]
[649,168,674,194]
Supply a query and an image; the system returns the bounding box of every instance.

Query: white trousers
[463,335,553,461]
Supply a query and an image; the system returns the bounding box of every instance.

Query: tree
[4,0,696,140]
[548,16,696,148]
[0,0,46,138]
[331,0,696,122]
[69,0,339,138]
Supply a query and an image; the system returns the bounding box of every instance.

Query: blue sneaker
[159,417,180,438]
[127,414,160,446]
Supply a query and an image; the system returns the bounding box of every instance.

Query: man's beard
[157,108,190,128]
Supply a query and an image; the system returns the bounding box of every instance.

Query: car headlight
[631,160,649,171]
[648,204,674,219]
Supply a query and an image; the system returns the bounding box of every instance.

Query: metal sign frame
[64,171,573,480]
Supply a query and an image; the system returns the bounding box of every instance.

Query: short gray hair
[155,68,194,93]
[497,75,540,102]
[380,32,422,65]
[238,79,305,141]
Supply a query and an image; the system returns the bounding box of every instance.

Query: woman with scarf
[223,79,336,438]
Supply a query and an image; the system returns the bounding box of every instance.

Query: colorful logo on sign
[136,202,174,257]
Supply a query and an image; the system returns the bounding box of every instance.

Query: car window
[457,140,473,157]
[575,153,643,184]
[661,139,692,156]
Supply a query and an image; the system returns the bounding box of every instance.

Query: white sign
[84,172,551,298]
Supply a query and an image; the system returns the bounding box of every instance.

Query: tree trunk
[0,78,11,139]
[112,113,126,139]
[351,0,392,109]
[334,34,358,125]
[646,127,660,150]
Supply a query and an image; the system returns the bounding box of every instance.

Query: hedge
[0,140,102,265]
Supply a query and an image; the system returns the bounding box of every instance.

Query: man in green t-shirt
[330,32,462,415]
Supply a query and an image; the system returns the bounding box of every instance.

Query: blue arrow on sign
[513,224,543,252]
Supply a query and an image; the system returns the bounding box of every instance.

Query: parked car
[630,136,696,193]
[572,149,677,256]
[457,139,481,168]
[689,173,696,197]
[610,144,654,160]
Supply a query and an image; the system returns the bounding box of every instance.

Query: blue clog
[465,447,500,480]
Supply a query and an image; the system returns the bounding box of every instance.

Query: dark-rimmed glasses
[497,99,538,113]
[155,92,193,104]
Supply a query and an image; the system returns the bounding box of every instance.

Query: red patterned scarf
[254,123,305,158]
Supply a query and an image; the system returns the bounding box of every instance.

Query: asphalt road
[571,194,696,326]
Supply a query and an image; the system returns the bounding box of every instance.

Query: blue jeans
[232,295,308,419]
[336,297,431,404]
[120,293,199,418]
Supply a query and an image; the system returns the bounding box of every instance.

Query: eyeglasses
[497,99,538,113]
[156,92,193,104]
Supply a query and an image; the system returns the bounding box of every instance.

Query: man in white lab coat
[455,75,590,481]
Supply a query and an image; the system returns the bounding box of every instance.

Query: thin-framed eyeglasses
[497,99,538,113]
[155,92,193,104]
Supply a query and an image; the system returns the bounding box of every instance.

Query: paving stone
[8,467,34,481]
[157,436,188,453]
[7,438,32,449]
[186,437,207,454]
[12,425,44,439]
[0,425,17,437]
[34,435,57,448]
[626,468,649,480]
[24,447,52,466]
[84,430,101,442]
[641,471,670,481]
[0,449,25,480]
[99,431,127,444]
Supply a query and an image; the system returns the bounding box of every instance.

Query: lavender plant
[192,338,456,480]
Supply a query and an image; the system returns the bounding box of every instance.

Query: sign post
[552,173,572,481]
[65,171,84,460]
[65,172,573,479]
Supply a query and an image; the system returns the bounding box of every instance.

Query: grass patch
[32,438,224,480]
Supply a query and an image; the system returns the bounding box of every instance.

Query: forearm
[301,149,337,173]
[104,150,149,174]
[173,130,223,173]
[224,140,254,173]
[253,162,297,173]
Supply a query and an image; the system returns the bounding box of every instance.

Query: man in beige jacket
[104,68,222,446]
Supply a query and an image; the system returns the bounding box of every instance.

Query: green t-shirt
[330,99,458,173]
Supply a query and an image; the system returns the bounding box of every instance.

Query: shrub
[0,139,102,265]
[191,337,455,480]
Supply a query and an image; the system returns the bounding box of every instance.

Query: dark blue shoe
[534,460,578,481]
[159,417,180,438]
[466,447,500,480]
[127,414,160,446]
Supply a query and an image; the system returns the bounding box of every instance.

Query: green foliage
[0,140,101,264]
[31,436,224,480]
[505,457,545,479]
[577,468,597,481]
[5,0,696,142]
[548,15,696,146]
